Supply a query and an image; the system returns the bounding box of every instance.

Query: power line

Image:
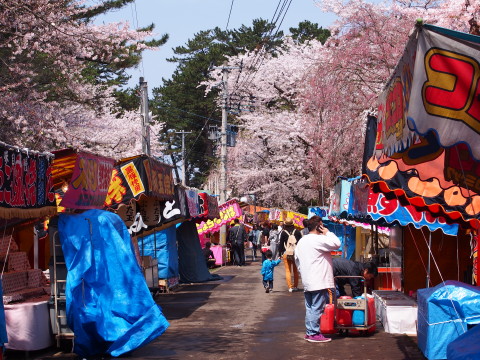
[230,0,294,98]
[130,0,145,77]
[226,0,235,30]
[159,105,221,123]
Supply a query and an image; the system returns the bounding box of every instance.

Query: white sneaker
[288,288,294,293]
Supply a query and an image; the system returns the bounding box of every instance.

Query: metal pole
[139,77,151,156]
[182,131,186,186]
[426,231,432,288]
[174,131,192,186]
[253,195,257,224]
[219,66,229,245]
[33,224,39,269]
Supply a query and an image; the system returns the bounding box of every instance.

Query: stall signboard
[329,179,351,217]
[115,185,187,235]
[60,152,114,209]
[348,179,370,217]
[269,208,281,222]
[104,155,174,209]
[185,188,200,217]
[368,190,459,236]
[198,192,209,218]
[376,24,480,161]
[307,206,329,220]
[0,143,56,219]
[196,199,242,236]
[207,194,220,219]
[279,210,307,228]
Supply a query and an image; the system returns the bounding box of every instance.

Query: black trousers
[232,243,245,265]
[263,279,273,289]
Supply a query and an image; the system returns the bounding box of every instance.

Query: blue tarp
[417,281,480,360]
[58,210,169,357]
[325,221,356,259]
[138,226,178,279]
[447,324,480,360]
[0,280,8,346]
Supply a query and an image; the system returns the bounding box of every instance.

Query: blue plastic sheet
[137,226,178,279]
[417,281,480,360]
[58,210,169,357]
[325,221,356,259]
[447,324,480,360]
[0,280,8,346]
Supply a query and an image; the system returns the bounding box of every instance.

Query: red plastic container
[367,296,376,333]
[320,303,336,334]
[336,296,353,326]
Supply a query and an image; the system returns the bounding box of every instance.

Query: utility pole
[220,67,228,204]
[219,66,229,245]
[174,130,192,186]
[139,77,151,156]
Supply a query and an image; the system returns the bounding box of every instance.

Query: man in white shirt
[294,215,341,343]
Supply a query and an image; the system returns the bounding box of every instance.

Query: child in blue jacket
[261,249,282,293]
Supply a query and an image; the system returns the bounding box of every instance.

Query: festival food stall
[49,148,115,343]
[0,142,57,352]
[104,155,186,292]
[361,22,480,358]
[50,150,170,358]
[196,199,242,265]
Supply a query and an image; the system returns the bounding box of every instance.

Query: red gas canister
[320,303,336,334]
[320,289,336,334]
[336,296,353,326]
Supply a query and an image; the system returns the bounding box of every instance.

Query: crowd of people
[203,215,378,343]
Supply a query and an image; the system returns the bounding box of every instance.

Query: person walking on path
[294,215,341,343]
[278,217,302,292]
[249,224,261,260]
[260,249,282,293]
[268,224,281,260]
[301,218,309,236]
[260,222,271,263]
[228,218,247,266]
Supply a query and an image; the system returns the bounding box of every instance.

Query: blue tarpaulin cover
[58,210,169,357]
[138,226,178,279]
[447,324,480,360]
[0,280,8,346]
[417,281,480,360]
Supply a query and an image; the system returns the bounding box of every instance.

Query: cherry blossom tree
[204,38,323,209]
[0,0,166,158]
[204,0,479,210]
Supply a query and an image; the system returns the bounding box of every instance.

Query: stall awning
[52,149,115,210]
[347,177,460,235]
[365,154,479,231]
[0,142,56,219]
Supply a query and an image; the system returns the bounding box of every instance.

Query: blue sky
[97,0,336,91]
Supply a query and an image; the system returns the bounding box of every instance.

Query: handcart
[321,275,376,336]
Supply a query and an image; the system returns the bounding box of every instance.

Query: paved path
[129,259,425,360]
[20,259,425,360]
